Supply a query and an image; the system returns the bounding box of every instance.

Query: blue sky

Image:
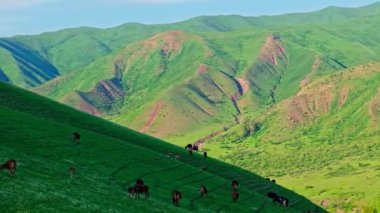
[0,0,378,37]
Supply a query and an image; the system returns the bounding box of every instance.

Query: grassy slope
[0,81,323,212]
[1,3,380,212]
[34,15,380,143]
[0,39,60,87]
[205,63,380,212]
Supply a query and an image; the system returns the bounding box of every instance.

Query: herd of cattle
[0,132,290,209]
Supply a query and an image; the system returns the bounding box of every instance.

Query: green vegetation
[0,82,322,212]
[208,63,380,212]
[1,2,380,212]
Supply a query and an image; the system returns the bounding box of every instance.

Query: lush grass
[1,3,380,212]
[205,63,380,211]
[0,81,322,212]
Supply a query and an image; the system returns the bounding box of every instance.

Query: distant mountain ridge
[1,2,380,212]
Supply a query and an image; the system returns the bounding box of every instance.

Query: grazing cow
[69,167,76,178]
[136,178,144,187]
[132,179,149,199]
[185,144,192,150]
[200,185,208,197]
[0,159,16,176]
[172,191,182,206]
[271,179,276,184]
[267,192,278,199]
[274,196,289,208]
[232,191,239,202]
[72,132,80,143]
[267,192,289,209]
[192,145,199,152]
[203,152,208,158]
[128,186,137,199]
[231,180,239,190]
[139,185,149,199]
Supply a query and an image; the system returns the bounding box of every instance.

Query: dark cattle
[139,185,149,199]
[72,132,80,142]
[0,159,16,176]
[136,178,144,187]
[192,145,199,152]
[69,167,76,178]
[271,179,276,184]
[185,144,192,149]
[267,192,278,199]
[232,191,239,202]
[274,196,289,208]
[128,186,137,199]
[231,180,239,190]
[203,152,208,158]
[268,192,289,209]
[128,179,149,199]
[200,185,208,197]
[172,191,182,206]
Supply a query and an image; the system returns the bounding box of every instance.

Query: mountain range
[1,2,380,212]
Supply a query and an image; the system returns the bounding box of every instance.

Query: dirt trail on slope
[369,90,380,126]
[338,87,350,107]
[140,101,164,133]
[300,55,321,88]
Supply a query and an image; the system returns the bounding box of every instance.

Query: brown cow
[172,191,182,206]
[232,191,239,202]
[200,185,208,197]
[0,160,16,176]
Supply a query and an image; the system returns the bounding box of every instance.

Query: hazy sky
[0,0,379,37]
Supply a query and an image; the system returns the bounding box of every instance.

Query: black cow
[72,132,80,143]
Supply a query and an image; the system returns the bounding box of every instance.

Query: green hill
[0,81,323,212]
[1,2,380,212]
[0,38,59,87]
[206,63,380,212]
